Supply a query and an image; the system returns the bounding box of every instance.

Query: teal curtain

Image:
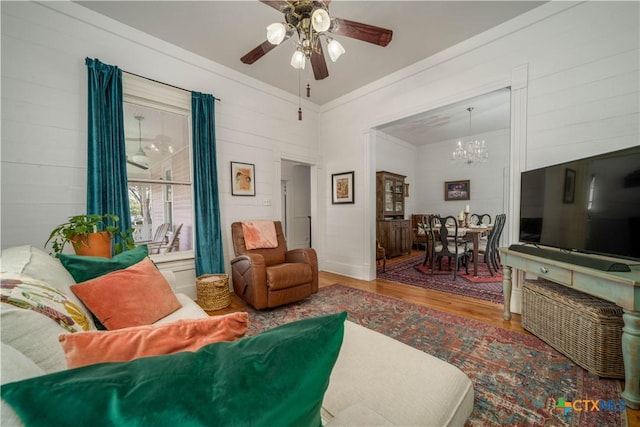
[85,58,132,251]
[85,58,131,249]
[192,92,224,275]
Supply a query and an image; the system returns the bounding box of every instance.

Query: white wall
[413,128,510,221]
[1,2,320,281]
[318,1,639,280]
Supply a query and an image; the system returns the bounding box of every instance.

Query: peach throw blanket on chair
[242,220,278,250]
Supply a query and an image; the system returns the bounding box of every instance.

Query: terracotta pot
[71,231,112,258]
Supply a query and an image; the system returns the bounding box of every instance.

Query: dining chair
[470,213,492,226]
[469,213,491,265]
[470,213,506,275]
[411,214,431,250]
[418,214,434,267]
[485,214,506,272]
[427,215,469,280]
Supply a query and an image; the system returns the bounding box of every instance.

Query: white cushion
[324,321,474,427]
[152,293,208,325]
[1,272,94,333]
[324,403,393,426]
[1,343,39,427]
[1,398,23,427]
[0,303,69,373]
[1,342,45,384]
[0,246,95,329]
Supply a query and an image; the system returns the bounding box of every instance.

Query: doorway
[373,88,512,276]
[281,160,311,249]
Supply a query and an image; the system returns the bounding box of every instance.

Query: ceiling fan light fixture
[327,38,345,62]
[266,22,287,45]
[291,49,306,69]
[130,114,150,169]
[243,1,393,83]
[131,151,150,169]
[311,8,331,32]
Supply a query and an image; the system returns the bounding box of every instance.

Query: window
[123,75,193,254]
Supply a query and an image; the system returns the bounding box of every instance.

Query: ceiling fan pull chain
[298,68,302,121]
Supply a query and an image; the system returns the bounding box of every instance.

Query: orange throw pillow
[59,312,249,368]
[70,258,181,330]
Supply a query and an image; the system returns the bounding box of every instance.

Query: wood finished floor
[211,249,639,425]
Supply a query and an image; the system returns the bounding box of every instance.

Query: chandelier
[452,107,489,165]
[266,1,346,70]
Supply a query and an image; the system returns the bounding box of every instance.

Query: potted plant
[46,214,135,258]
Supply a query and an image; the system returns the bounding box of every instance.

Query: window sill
[150,250,195,264]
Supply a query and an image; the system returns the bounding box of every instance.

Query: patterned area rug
[415,263,503,283]
[244,285,626,427]
[377,253,504,304]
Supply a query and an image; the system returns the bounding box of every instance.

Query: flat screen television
[519,146,640,262]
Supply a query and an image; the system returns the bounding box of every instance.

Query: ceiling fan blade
[259,0,287,11]
[311,42,329,80]
[241,40,279,64]
[330,18,393,47]
[241,30,293,64]
[127,159,149,170]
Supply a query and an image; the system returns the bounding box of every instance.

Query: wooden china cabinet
[376,171,411,258]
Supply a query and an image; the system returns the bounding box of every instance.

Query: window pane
[124,102,192,253]
[124,103,190,182]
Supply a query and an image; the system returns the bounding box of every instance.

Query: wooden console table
[500,246,640,409]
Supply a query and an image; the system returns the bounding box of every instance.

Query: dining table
[463,225,491,276]
[421,224,491,277]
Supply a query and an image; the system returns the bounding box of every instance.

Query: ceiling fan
[241,0,393,81]
[126,115,150,170]
[125,134,175,155]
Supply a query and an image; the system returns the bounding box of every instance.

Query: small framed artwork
[331,171,354,204]
[231,161,255,196]
[563,168,576,204]
[444,180,470,201]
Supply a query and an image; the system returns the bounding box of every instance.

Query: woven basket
[196,274,231,311]
[522,279,624,378]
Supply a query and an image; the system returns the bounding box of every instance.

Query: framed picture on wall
[231,162,255,196]
[331,171,354,204]
[444,180,470,201]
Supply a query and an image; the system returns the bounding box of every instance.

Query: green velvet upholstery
[1,312,347,427]
[57,245,148,283]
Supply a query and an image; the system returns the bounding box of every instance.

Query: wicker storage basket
[522,279,624,378]
[196,274,231,311]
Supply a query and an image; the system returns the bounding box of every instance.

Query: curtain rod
[122,70,221,102]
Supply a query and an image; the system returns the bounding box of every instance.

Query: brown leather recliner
[230,221,318,310]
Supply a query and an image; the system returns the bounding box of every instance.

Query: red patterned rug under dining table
[377,253,504,304]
